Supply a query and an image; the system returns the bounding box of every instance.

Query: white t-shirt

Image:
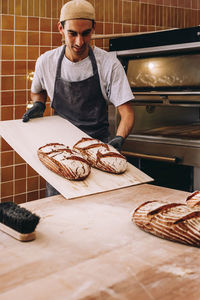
[31,45,134,107]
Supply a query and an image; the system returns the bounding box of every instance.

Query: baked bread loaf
[132,200,200,247]
[38,143,91,180]
[186,191,200,208]
[73,137,127,174]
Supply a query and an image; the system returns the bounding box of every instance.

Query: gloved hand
[22,101,46,122]
[108,136,125,152]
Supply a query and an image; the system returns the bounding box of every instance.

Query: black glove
[108,136,124,152]
[22,101,46,122]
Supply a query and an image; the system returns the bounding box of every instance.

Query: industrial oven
[109,26,200,192]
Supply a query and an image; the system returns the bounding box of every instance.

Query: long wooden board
[0,116,153,199]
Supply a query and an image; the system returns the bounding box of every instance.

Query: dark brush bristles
[0,202,40,234]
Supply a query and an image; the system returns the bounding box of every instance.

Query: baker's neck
[65,45,93,62]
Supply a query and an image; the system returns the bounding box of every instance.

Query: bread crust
[38,143,91,180]
[132,200,200,247]
[73,137,127,174]
[186,191,200,208]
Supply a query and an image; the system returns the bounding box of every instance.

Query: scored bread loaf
[132,200,200,247]
[38,143,91,180]
[73,137,127,174]
[186,191,200,208]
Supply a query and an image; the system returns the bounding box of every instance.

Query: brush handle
[0,223,36,242]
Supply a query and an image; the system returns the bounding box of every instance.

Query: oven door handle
[122,151,179,163]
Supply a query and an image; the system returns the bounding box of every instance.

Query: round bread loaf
[73,137,127,174]
[38,143,91,180]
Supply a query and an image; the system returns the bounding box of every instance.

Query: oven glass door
[127,53,200,91]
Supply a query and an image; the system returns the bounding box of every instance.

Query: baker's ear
[57,22,64,35]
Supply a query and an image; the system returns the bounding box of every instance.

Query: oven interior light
[148,62,155,70]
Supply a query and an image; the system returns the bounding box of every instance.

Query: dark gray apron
[52,45,109,140]
[46,45,109,197]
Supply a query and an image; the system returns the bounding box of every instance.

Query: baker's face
[58,19,95,62]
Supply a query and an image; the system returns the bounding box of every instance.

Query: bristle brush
[0,202,40,242]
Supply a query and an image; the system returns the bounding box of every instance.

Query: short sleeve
[31,56,45,93]
[108,60,134,107]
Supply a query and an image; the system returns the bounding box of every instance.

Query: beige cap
[60,0,95,22]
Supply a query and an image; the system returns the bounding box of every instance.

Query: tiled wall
[1,0,200,203]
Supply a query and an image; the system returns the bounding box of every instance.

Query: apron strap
[88,46,98,75]
[55,45,66,79]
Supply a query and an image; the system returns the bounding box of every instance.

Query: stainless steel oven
[109,26,200,192]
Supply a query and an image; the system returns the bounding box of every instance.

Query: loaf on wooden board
[38,143,91,180]
[186,191,200,208]
[132,200,200,247]
[73,137,127,174]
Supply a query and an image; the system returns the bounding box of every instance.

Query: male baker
[23,0,134,196]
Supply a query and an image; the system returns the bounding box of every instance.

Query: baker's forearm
[31,91,47,104]
[116,102,134,138]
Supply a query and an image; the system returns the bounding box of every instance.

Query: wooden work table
[0,184,199,300]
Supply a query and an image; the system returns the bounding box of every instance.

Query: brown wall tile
[46,0,52,18]
[28,61,36,73]
[1,91,14,106]
[28,0,34,16]
[1,106,14,121]
[2,46,14,60]
[22,0,27,16]
[95,0,104,22]
[2,15,14,29]
[27,191,39,202]
[15,31,27,45]
[15,76,26,90]
[105,0,114,23]
[1,139,12,152]
[1,181,14,198]
[15,164,26,179]
[2,0,8,14]
[40,0,46,17]
[15,0,21,15]
[2,30,14,45]
[2,61,14,75]
[1,76,13,91]
[40,176,46,189]
[28,17,39,31]
[1,151,14,167]
[40,32,51,46]
[15,61,26,75]
[1,196,14,203]
[14,193,27,204]
[28,32,39,45]
[9,0,14,14]
[28,165,38,177]
[52,19,58,32]
[28,46,39,60]
[27,176,39,191]
[15,46,27,59]
[1,166,13,182]
[41,18,51,31]
[15,91,27,105]
[123,1,132,24]
[14,105,26,119]
[14,152,26,165]
[15,179,26,194]
[15,16,27,30]
[34,0,40,17]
